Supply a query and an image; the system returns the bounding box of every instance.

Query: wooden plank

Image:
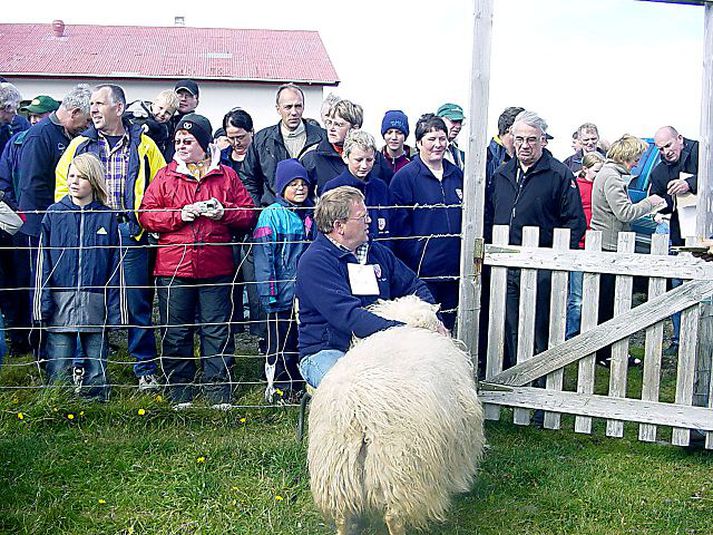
[672,305,701,446]
[607,234,635,438]
[697,1,713,239]
[478,387,713,435]
[487,279,713,386]
[455,0,494,356]
[484,225,509,421]
[544,229,569,430]
[513,227,538,426]
[639,233,669,443]
[575,232,602,434]
[485,243,713,281]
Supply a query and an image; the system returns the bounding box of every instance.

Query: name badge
[347,263,380,295]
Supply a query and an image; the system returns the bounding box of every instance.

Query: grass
[0,336,711,534]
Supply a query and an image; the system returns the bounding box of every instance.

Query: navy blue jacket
[220,146,246,177]
[296,233,433,358]
[487,149,586,249]
[302,138,395,194]
[241,120,325,206]
[16,114,73,237]
[322,169,392,247]
[389,155,463,278]
[35,196,125,331]
[0,114,30,156]
[0,130,28,206]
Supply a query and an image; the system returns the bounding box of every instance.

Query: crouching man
[296,186,443,388]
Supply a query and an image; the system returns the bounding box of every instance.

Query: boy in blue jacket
[35,154,125,400]
[253,158,314,404]
[321,130,392,248]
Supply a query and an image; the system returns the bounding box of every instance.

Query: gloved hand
[181,204,200,222]
[203,197,225,221]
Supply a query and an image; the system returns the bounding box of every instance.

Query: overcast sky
[2,0,706,158]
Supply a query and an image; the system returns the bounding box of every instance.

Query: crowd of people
[0,76,695,406]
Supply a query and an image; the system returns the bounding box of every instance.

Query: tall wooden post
[456,0,494,359]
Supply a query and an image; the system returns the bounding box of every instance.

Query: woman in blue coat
[389,114,464,330]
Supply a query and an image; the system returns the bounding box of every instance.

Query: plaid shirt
[97,133,130,210]
[326,235,369,264]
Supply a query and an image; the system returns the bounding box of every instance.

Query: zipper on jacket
[78,208,85,296]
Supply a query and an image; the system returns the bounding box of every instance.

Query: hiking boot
[72,367,85,394]
[138,374,160,391]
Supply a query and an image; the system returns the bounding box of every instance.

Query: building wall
[11,78,327,133]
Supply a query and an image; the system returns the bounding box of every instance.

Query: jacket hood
[173,144,222,177]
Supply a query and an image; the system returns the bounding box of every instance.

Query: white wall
[11,78,327,133]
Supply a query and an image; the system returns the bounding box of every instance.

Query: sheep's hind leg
[335,516,361,535]
[384,512,406,535]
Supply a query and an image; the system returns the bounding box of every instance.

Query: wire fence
[0,202,464,406]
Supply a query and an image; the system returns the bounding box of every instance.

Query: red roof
[0,23,339,85]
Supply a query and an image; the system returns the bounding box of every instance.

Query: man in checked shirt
[55,84,166,391]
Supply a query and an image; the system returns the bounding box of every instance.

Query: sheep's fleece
[307,296,485,532]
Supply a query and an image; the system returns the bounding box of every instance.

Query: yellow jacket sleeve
[54,137,83,202]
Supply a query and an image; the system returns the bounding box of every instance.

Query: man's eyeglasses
[513,136,542,146]
[175,138,196,146]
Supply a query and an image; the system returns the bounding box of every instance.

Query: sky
[2,0,706,159]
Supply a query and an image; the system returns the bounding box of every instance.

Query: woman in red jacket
[139,114,256,408]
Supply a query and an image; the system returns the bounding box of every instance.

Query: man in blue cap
[436,102,466,171]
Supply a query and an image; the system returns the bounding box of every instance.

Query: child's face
[67,165,94,203]
[283,178,308,204]
[151,100,176,123]
[343,146,375,179]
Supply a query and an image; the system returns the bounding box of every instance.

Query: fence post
[456,0,494,357]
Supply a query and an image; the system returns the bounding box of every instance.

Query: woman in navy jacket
[389,114,463,329]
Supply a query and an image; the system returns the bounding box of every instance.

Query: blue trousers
[119,223,157,377]
[299,349,346,388]
[46,331,109,400]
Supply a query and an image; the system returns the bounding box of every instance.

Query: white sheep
[307,296,485,535]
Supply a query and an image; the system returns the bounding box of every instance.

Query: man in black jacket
[241,83,325,206]
[487,110,586,367]
[650,126,698,247]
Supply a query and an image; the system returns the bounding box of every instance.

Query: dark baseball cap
[175,79,199,97]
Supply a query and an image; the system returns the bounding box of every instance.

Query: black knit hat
[176,113,213,153]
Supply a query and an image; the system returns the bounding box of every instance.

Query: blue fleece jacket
[296,233,434,358]
[35,196,125,331]
[321,169,392,247]
[389,155,463,277]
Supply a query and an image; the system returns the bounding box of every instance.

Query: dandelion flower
[239,417,246,424]
[197,456,206,463]
[17,412,24,420]
[137,408,146,416]
[98,498,106,504]
[275,495,284,502]
[155,395,163,403]
[79,411,85,416]
[67,413,75,420]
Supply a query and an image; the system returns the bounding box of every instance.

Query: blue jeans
[119,223,157,377]
[565,271,583,339]
[298,349,346,388]
[156,275,235,404]
[671,278,682,345]
[46,331,109,400]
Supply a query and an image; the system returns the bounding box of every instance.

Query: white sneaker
[72,367,85,394]
[138,374,160,391]
[172,402,193,411]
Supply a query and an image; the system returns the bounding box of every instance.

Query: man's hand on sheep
[435,321,450,337]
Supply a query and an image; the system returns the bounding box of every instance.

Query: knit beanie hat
[275,158,311,197]
[380,110,410,138]
[176,113,213,153]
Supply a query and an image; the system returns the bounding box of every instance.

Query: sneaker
[172,401,193,411]
[138,374,160,391]
[72,367,85,394]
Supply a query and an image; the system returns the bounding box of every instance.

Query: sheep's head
[367,296,442,332]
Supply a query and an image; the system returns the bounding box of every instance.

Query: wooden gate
[477,225,713,449]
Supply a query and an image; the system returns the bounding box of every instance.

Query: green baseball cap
[21,95,60,114]
[436,102,465,121]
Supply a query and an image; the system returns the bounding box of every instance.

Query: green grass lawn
[0,342,711,534]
